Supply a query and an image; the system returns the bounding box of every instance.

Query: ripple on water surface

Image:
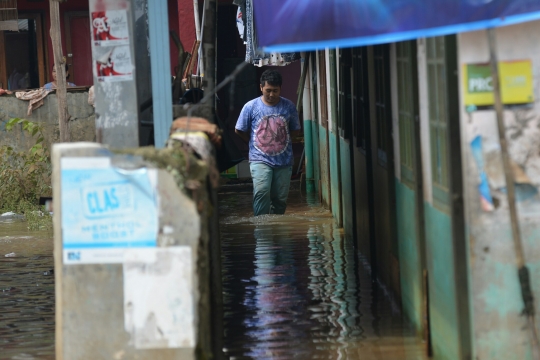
[220,191,427,360]
[0,220,54,360]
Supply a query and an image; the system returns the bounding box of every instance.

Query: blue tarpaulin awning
[253,0,540,52]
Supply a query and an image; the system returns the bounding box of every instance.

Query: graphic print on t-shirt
[254,115,289,156]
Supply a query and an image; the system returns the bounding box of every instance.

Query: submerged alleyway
[0,186,427,360]
[219,187,427,359]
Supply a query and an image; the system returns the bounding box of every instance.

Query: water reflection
[220,191,426,359]
[0,190,426,359]
[0,219,55,360]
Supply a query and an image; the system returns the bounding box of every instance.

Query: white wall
[459,20,540,360]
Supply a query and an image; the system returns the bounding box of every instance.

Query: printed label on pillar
[91,10,130,47]
[61,158,158,264]
[82,183,134,218]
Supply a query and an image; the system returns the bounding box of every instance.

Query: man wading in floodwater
[235,69,301,216]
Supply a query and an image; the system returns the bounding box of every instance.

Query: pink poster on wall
[95,46,133,82]
[91,10,130,47]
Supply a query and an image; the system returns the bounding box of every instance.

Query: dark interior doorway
[5,19,40,90]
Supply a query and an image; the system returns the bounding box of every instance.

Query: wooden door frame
[339,48,357,240]
[0,31,6,89]
[24,13,48,87]
[64,11,89,84]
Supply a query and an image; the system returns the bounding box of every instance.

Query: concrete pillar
[90,0,141,148]
[52,142,211,359]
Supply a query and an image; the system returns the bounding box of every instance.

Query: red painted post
[177,0,196,58]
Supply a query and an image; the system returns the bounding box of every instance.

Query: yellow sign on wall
[462,60,534,106]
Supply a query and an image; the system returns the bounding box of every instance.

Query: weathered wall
[459,21,540,359]
[0,92,95,152]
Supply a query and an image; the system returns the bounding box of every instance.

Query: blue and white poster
[253,0,540,52]
[61,157,158,265]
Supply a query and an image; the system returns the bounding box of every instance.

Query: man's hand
[235,129,250,143]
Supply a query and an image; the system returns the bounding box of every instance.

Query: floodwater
[220,190,427,360]
[0,188,426,360]
[0,218,55,360]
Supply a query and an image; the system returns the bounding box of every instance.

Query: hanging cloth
[236,6,245,43]
[15,88,52,116]
[233,0,247,42]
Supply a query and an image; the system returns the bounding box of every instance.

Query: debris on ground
[4,252,16,257]
[43,269,54,276]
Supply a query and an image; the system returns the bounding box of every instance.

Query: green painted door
[369,44,400,295]
[338,48,356,240]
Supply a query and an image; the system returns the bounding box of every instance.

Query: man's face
[52,67,57,82]
[260,82,281,105]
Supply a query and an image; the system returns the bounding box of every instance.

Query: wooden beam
[202,0,216,100]
[33,14,46,87]
[487,27,540,356]
[49,0,70,142]
[0,31,6,89]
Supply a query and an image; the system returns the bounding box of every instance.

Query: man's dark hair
[260,70,282,87]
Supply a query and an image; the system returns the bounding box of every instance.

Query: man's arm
[235,128,250,143]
